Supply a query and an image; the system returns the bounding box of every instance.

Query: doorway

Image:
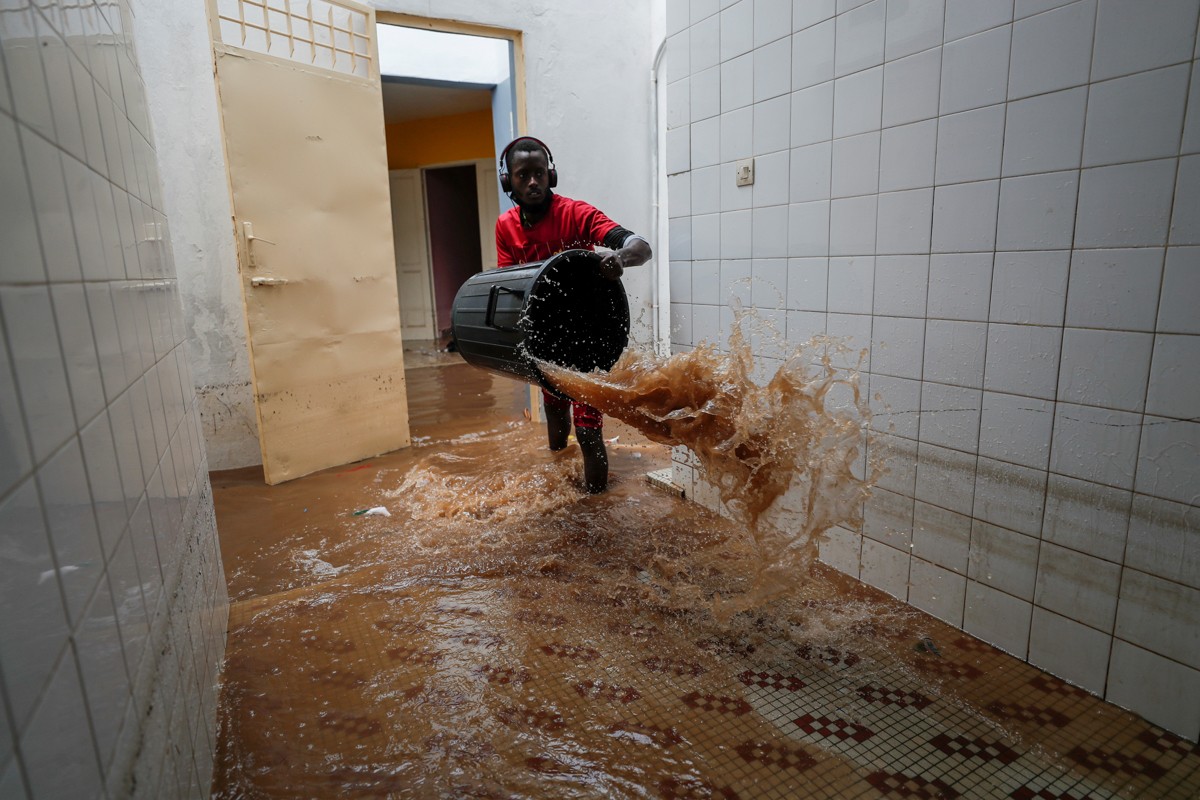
[425,165,483,337]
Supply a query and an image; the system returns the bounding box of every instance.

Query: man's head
[501,137,557,206]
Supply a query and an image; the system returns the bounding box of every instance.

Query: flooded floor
[211,344,1199,799]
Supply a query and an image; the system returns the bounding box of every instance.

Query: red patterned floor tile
[514,609,566,627]
[1066,745,1167,780]
[867,770,959,799]
[1009,787,1088,799]
[681,691,752,716]
[574,679,641,704]
[1028,674,1089,699]
[608,621,660,640]
[299,633,357,654]
[540,642,600,662]
[1136,727,1200,759]
[930,733,1020,764]
[912,658,983,681]
[453,632,506,649]
[735,740,817,772]
[856,684,932,709]
[738,670,805,692]
[607,720,684,749]
[385,645,442,666]
[307,666,366,689]
[496,704,566,732]
[793,713,875,743]
[372,617,427,636]
[316,710,381,738]
[696,636,757,658]
[641,656,707,677]
[477,664,531,685]
[952,635,1000,655]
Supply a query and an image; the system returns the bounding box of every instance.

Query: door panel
[209,0,410,484]
[389,169,435,339]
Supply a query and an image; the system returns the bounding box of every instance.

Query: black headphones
[498,136,558,193]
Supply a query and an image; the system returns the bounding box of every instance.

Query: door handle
[243,221,276,268]
[250,277,288,287]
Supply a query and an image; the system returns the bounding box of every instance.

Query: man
[494,136,652,493]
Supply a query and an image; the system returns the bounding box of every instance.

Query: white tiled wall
[0,1,228,796]
[665,0,1200,740]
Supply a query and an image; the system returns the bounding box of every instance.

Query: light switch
[735,157,755,186]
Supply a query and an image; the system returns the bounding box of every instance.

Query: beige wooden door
[388,169,435,339]
[208,0,410,484]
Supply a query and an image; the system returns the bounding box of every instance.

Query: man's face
[508,149,550,206]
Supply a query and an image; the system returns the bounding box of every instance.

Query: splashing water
[540,312,877,618]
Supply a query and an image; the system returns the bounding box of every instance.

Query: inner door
[208,0,410,484]
[389,169,435,340]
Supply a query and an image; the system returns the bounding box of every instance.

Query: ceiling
[381,81,493,125]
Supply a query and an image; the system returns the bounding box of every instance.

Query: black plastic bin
[449,249,630,397]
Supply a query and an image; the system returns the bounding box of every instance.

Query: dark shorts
[542,389,603,429]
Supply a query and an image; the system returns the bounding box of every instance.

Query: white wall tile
[968,519,1038,600]
[789,141,831,203]
[691,12,720,71]
[1008,0,1095,100]
[692,117,720,169]
[920,382,982,453]
[792,19,835,89]
[827,255,874,313]
[1136,417,1200,506]
[794,0,837,30]
[873,255,928,317]
[829,195,877,256]
[1002,87,1086,178]
[885,0,944,61]
[1107,640,1200,741]
[831,131,880,198]
[882,47,941,127]
[979,391,1054,469]
[695,0,721,20]
[755,0,793,46]
[752,204,789,256]
[1147,334,1200,420]
[667,126,691,175]
[666,30,691,82]
[1036,542,1122,632]
[669,215,693,260]
[860,537,909,599]
[695,213,723,260]
[752,150,790,206]
[786,309,828,344]
[670,262,693,305]
[752,258,789,309]
[827,312,873,369]
[872,431,918,494]
[667,77,690,129]
[996,171,1078,251]
[991,250,1069,326]
[924,319,986,388]
[975,457,1046,537]
[1126,494,1200,589]
[720,209,753,258]
[1075,159,1176,248]
[879,119,937,193]
[1028,608,1111,695]
[1184,61,1200,155]
[691,65,721,122]
[1084,66,1190,169]
[876,188,933,255]
[790,81,834,146]
[1,287,75,463]
[0,116,44,284]
[691,166,720,216]
[1057,328,1153,412]
[788,200,830,255]
[753,36,791,102]
[719,110,753,166]
[1065,248,1163,331]
[833,66,883,138]
[984,323,1061,400]
[818,524,862,576]
[23,132,83,283]
[1157,249,1199,333]
[753,94,791,156]
[693,303,721,344]
[928,252,993,321]
[910,558,966,626]
[871,374,921,437]
[49,283,105,429]
[692,260,721,304]
[721,53,754,113]
[964,579,1032,658]
[915,441,977,515]
[940,25,1010,114]
[936,104,1005,185]
[1091,0,1200,82]
[721,162,755,211]
[931,180,999,253]
[720,259,753,306]
[1172,155,1200,246]
[1050,402,1141,489]
[864,486,915,546]
[835,0,885,76]
[945,0,1014,42]
[871,315,924,379]
[21,654,104,798]
[721,0,754,61]
[1115,569,1200,668]
[786,257,828,310]
[1042,473,1131,562]
[913,500,972,572]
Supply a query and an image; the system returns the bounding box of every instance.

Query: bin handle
[485,285,525,331]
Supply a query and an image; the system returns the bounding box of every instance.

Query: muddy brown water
[212,342,1198,799]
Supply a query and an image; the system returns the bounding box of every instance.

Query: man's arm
[597,229,652,280]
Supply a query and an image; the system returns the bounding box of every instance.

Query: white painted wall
[134,0,260,471]
[138,0,665,469]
